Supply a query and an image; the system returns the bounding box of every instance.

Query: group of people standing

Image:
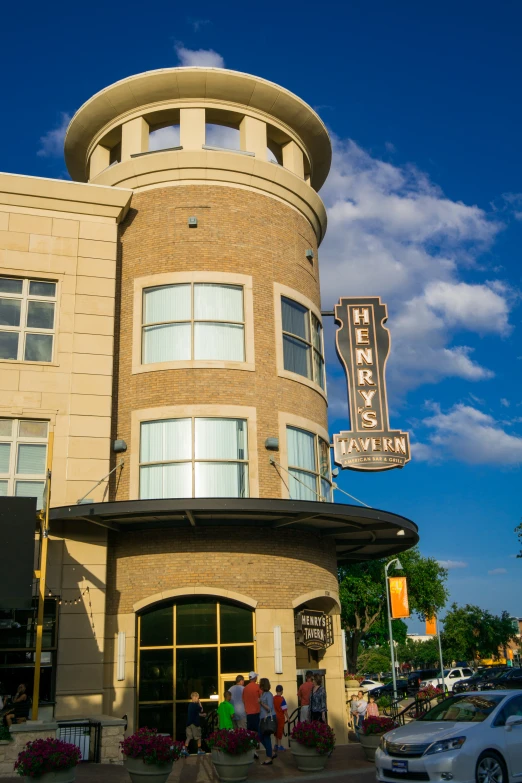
[184,670,327,765]
[349,690,379,729]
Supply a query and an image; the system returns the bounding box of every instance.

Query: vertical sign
[333,297,411,471]
[425,616,437,636]
[389,576,410,619]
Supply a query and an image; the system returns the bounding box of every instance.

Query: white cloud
[437,560,468,569]
[37,112,71,158]
[149,126,180,151]
[320,137,511,397]
[500,398,510,408]
[488,568,508,575]
[175,44,224,68]
[417,403,522,465]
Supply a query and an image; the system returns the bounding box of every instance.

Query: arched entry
[137,596,255,740]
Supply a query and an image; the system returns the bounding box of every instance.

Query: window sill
[0,358,59,368]
[277,369,327,400]
[132,359,255,375]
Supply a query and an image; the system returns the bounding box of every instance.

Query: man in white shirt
[228,675,247,729]
[355,690,367,728]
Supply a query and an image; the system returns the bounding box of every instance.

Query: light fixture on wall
[273,626,283,675]
[117,631,126,681]
[341,629,348,672]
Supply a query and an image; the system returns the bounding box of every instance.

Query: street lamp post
[385,558,403,700]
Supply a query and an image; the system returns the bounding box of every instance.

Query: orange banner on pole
[425,616,437,635]
[389,576,410,619]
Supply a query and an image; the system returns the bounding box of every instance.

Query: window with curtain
[0,419,48,508]
[286,426,332,502]
[142,283,245,364]
[281,297,325,389]
[0,277,56,363]
[140,418,249,499]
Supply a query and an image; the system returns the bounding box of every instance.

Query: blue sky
[1,0,521,622]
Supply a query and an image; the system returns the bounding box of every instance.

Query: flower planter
[22,770,76,783]
[359,733,382,762]
[124,756,173,783]
[211,748,254,782]
[291,743,329,772]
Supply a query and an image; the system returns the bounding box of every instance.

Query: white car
[360,678,384,692]
[375,690,522,783]
[420,667,474,692]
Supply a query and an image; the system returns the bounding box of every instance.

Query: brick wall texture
[112,184,327,501]
[106,527,338,615]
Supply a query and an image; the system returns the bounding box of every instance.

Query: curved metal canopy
[50,498,418,564]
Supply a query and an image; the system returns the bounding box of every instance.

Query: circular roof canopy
[64,67,332,189]
[50,498,418,564]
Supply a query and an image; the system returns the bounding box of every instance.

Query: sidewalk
[1,743,375,782]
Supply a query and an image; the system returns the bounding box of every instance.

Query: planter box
[211,748,254,782]
[291,743,330,772]
[359,733,382,761]
[124,757,173,783]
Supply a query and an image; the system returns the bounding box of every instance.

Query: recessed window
[287,426,332,502]
[0,419,48,508]
[140,417,249,499]
[0,278,56,363]
[281,296,324,389]
[142,283,245,364]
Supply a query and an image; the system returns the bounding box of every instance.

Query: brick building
[0,67,418,744]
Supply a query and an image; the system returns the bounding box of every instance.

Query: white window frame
[138,416,250,499]
[0,277,56,364]
[278,412,332,501]
[273,283,326,399]
[132,272,255,374]
[286,425,332,502]
[0,418,48,508]
[281,296,325,389]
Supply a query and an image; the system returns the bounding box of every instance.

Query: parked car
[481,669,522,691]
[454,667,511,694]
[376,690,522,783]
[420,667,474,692]
[407,669,439,693]
[371,679,409,700]
[360,678,385,693]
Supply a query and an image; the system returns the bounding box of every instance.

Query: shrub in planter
[359,716,397,762]
[290,721,336,772]
[121,728,184,783]
[0,725,12,741]
[14,737,81,779]
[417,685,443,701]
[207,729,258,782]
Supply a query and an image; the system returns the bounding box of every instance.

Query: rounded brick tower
[59,68,417,742]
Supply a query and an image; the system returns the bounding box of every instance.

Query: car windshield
[419,695,505,723]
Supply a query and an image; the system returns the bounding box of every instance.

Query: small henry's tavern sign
[333,297,411,472]
[295,610,333,651]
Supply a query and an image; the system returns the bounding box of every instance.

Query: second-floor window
[0,278,56,363]
[0,419,48,508]
[287,426,332,502]
[140,417,249,499]
[142,283,245,364]
[281,297,325,389]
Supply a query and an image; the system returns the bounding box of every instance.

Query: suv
[407,669,439,693]
[453,667,509,693]
[419,667,474,692]
[480,667,522,691]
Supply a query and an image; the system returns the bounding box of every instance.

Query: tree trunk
[346,629,362,672]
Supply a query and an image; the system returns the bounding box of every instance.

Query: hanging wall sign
[333,297,411,471]
[295,610,333,651]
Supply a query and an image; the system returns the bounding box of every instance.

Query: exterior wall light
[305,248,314,261]
[273,625,283,674]
[117,631,126,681]
[265,437,279,451]
[113,439,127,453]
[188,216,198,227]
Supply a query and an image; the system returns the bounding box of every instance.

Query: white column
[121,117,149,161]
[180,108,206,149]
[89,144,110,179]
[282,140,305,179]
[240,116,267,160]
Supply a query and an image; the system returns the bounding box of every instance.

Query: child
[273,684,288,752]
[366,694,379,717]
[218,690,235,729]
[182,692,206,756]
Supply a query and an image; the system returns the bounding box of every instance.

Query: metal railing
[57,720,101,763]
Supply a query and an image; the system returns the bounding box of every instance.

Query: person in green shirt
[218,690,236,729]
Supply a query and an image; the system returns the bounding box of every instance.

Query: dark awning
[50,498,418,564]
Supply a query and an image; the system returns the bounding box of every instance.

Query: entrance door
[220,673,249,696]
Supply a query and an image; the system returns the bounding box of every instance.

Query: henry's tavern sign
[333,297,411,472]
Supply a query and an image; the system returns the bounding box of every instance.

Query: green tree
[339,548,448,671]
[516,521,522,558]
[442,603,517,663]
[357,648,391,675]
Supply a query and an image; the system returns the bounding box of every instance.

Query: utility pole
[436,616,445,692]
[32,432,54,721]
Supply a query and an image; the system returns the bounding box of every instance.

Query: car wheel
[476,751,508,783]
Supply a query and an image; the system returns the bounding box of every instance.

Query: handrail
[383,690,449,727]
[284,708,300,745]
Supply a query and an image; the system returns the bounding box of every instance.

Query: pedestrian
[229,675,247,729]
[273,684,288,752]
[243,671,262,760]
[366,694,379,717]
[3,684,30,727]
[310,673,327,722]
[355,690,368,728]
[259,677,276,765]
[182,692,206,756]
[297,670,314,722]
[349,693,359,729]
[218,690,235,729]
